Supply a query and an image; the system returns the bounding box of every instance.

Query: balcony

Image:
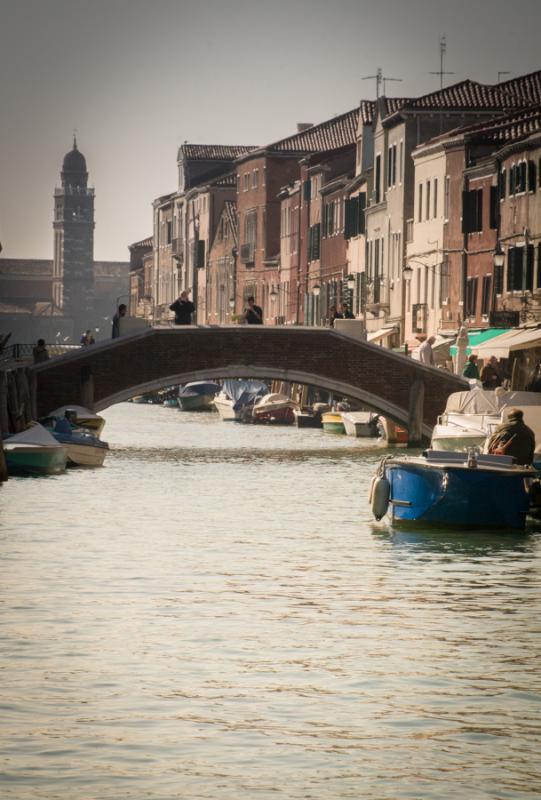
[240,243,255,264]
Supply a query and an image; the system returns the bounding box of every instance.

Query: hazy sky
[1,0,540,261]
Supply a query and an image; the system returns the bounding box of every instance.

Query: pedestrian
[486,407,535,465]
[462,353,480,380]
[526,363,541,392]
[329,305,343,326]
[170,291,195,325]
[80,329,95,346]
[480,355,502,390]
[339,303,354,319]
[243,296,263,324]
[112,303,127,338]
[32,338,49,364]
[418,335,436,366]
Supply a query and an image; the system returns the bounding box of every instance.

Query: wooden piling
[16,368,31,427]
[80,366,95,410]
[7,370,23,433]
[407,379,425,447]
[0,371,9,435]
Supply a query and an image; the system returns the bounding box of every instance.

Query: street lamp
[229,297,235,309]
[494,243,505,269]
[312,283,321,297]
[347,274,355,290]
[403,264,414,283]
[270,286,278,302]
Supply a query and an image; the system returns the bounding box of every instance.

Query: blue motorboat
[369,450,537,530]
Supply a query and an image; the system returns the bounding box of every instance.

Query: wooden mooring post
[407,379,425,447]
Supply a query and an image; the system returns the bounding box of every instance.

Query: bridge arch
[32,326,466,440]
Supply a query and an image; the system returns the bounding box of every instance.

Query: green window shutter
[529,161,537,192]
[313,223,321,261]
[476,189,483,232]
[462,190,471,234]
[303,180,311,201]
[510,165,516,195]
[507,247,515,291]
[197,240,205,268]
[526,244,534,290]
[494,262,503,295]
[344,199,352,240]
[307,226,312,262]
[358,193,366,234]
[489,186,498,230]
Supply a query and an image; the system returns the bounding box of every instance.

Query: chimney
[296,123,313,133]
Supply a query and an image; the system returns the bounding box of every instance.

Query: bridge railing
[0,343,81,364]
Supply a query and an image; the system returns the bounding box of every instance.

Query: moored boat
[213,379,267,421]
[369,449,536,530]
[4,424,68,476]
[51,429,109,467]
[294,409,323,429]
[46,405,106,436]
[341,410,380,438]
[321,411,346,434]
[251,393,297,425]
[178,381,221,411]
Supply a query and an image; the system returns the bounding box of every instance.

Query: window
[244,209,257,245]
[481,275,492,317]
[166,220,172,244]
[387,144,397,188]
[433,178,438,218]
[462,189,483,234]
[466,277,478,317]
[307,223,321,261]
[418,183,423,222]
[344,193,367,239]
[440,259,450,304]
[399,140,404,183]
[375,155,381,203]
[243,173,250,191]
[253,169,259,189]
[236,174,240,194]
[499,168,506,200]
[444,175,450,220]
[426,180,431,221]
[528,160,536,192]
[507,246,533,291]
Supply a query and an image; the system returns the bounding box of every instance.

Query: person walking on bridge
[170,291,195,325]
[243,296,263,324]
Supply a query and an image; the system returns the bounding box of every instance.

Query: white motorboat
[4,424,68,476]
[46,404,106,436]
[341,410,380,438]
[213,379,267,421]
[251,393,297,424]
[431,387,541,452]
[51,428,109,467]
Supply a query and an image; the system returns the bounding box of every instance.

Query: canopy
[220,379,267,408]
[449,328,508,356]
[472,327,541,359]
[5,423,62,447]
[367,326,397,345]
[443,387,541,415]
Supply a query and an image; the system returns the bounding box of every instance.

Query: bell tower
[53,136,95,330]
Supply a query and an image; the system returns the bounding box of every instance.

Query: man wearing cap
[486,408,536,465]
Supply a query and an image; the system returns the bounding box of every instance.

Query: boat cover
[48,404,101,421]
[444,387,541,416]
[221,379,267,409]
[178,381,222,398]
[6,423,62,447]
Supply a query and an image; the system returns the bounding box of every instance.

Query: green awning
[449,328,509,356]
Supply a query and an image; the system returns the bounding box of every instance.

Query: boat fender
[371,475,390,521]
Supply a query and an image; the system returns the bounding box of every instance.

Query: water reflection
[1,402,540,800]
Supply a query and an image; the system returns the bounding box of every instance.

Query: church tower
[53,137,95,331]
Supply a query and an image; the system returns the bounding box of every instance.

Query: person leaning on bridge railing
[112,304,127,338]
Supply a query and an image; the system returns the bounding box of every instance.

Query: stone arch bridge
[31,326,466,442]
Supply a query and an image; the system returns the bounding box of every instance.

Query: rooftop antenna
[497,71,511,83]
[429,35,455,89]
[383,76,403,95]
[362,67,402,99]
[73,127,78,149]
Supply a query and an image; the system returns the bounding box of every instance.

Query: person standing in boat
[486,408,536,465]
[170,290,195,325]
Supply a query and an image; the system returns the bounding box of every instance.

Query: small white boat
[213,379,267,421]
[178,381,221,411]
[341,411,380,438]
[47,405,106,436]
[52,429,109,467]
[4,424,68,476]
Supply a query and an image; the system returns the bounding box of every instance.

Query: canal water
[1,402,540,799]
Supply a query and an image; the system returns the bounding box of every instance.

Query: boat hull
[341,412,380,438]
[213,397,239,421]
[294,410,323,429]
[321,412,346,434]
[384,457,532,530]
[178,394,216,411]
[4,444,68,476]
[64,441,108,467]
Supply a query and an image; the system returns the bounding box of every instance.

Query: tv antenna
[429,35,455,89]
[362,67,403,99]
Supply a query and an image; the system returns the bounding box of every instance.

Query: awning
[367,326,397,344]
[449,328,508,356]
[472,327,541,359]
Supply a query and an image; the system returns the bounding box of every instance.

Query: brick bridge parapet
[31,326,467,441]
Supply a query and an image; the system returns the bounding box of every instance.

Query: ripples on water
[1,403,540,799]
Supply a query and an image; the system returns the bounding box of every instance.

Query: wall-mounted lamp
[312,283,321,297]
[270,286,278,302]
[403,265,414,283]
[494,243,505,268]
[229,297,236,309]
[347,274,355,290]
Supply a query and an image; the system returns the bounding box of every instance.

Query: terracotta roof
[265,109,359,154]
[208,171,236,188]
[0,258,52,276]
[496,70,541,105]
[391,80,522,116]
[420,106,541,151]
[180,144,257,161]
[129,236,153,250]
[360,98,411,125]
